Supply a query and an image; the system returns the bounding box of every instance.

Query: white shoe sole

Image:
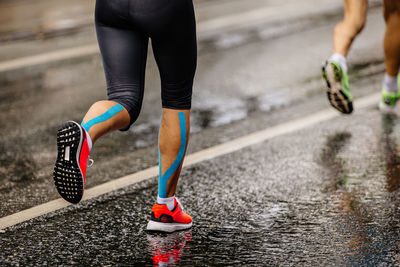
[323,62,353,114]
[379,101,399,115]
[146,221,193,233]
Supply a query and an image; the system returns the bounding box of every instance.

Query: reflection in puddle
[319,132,372,261]
[147,230,192,266]
[380,114,400,193]
[319,131,351,192]
[319,118,400,264]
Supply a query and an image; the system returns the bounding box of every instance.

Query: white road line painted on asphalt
[0,92,380,231]
[0,44,99,73]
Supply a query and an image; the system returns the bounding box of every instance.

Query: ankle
[330,53,348,73]
[157,196,175,211]
[83,128,93,151]
[383,73,398,93]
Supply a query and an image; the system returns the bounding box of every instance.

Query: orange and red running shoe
[147,198,192,232]
[53,121,90,204]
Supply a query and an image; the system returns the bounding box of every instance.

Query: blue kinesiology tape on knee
[158,112,187,198]
[81,104,124,132]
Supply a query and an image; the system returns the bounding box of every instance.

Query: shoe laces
[87,158,94,167]
[175,197,184,211]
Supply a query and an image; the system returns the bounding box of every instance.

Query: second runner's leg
[322,0,368,114]
[379,0,400,113]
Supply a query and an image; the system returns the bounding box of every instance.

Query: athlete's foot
[146,198,192,233]
[322,60,353,114]
[379,89,400,114]
[53,121,90,204]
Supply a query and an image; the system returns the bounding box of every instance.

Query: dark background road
[2,0,400,265]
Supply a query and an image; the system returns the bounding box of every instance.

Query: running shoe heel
[322,64,330,88]
[146,198,193,233]
[322,60,353,114]
[379,89,400,115]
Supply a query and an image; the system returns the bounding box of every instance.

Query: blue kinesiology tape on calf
[81,104,124,132]
[158,111,163,187]
[158,112,187,198]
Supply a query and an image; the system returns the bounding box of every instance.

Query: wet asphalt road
[2,1,400,266]
[0,4,385,217]
[3,91,400,265]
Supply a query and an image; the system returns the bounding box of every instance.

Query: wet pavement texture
[1,1,400,266]
[2,105,400,265]
[0,6,385,218]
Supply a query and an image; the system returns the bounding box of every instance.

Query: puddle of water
[315,116,400,265]
[380,114,400,193]
[147,231,192,266]
[319,131,352,192]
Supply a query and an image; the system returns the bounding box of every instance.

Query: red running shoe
[53,121,90,204]
[147,198,193,233]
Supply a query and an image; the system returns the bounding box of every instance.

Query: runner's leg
[383,0,400,77]
[322,0,367,114]
[158,109,190,198]
[81,101,130,143]
[333,0,368,58]
[379,0,400,113]
[84,0,149,142]
[53,0,149,204]
[146,0,197,232]
[152,0,197,203]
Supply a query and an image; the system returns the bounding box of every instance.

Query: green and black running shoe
[379,76,400,114]
[322,60,353,114]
